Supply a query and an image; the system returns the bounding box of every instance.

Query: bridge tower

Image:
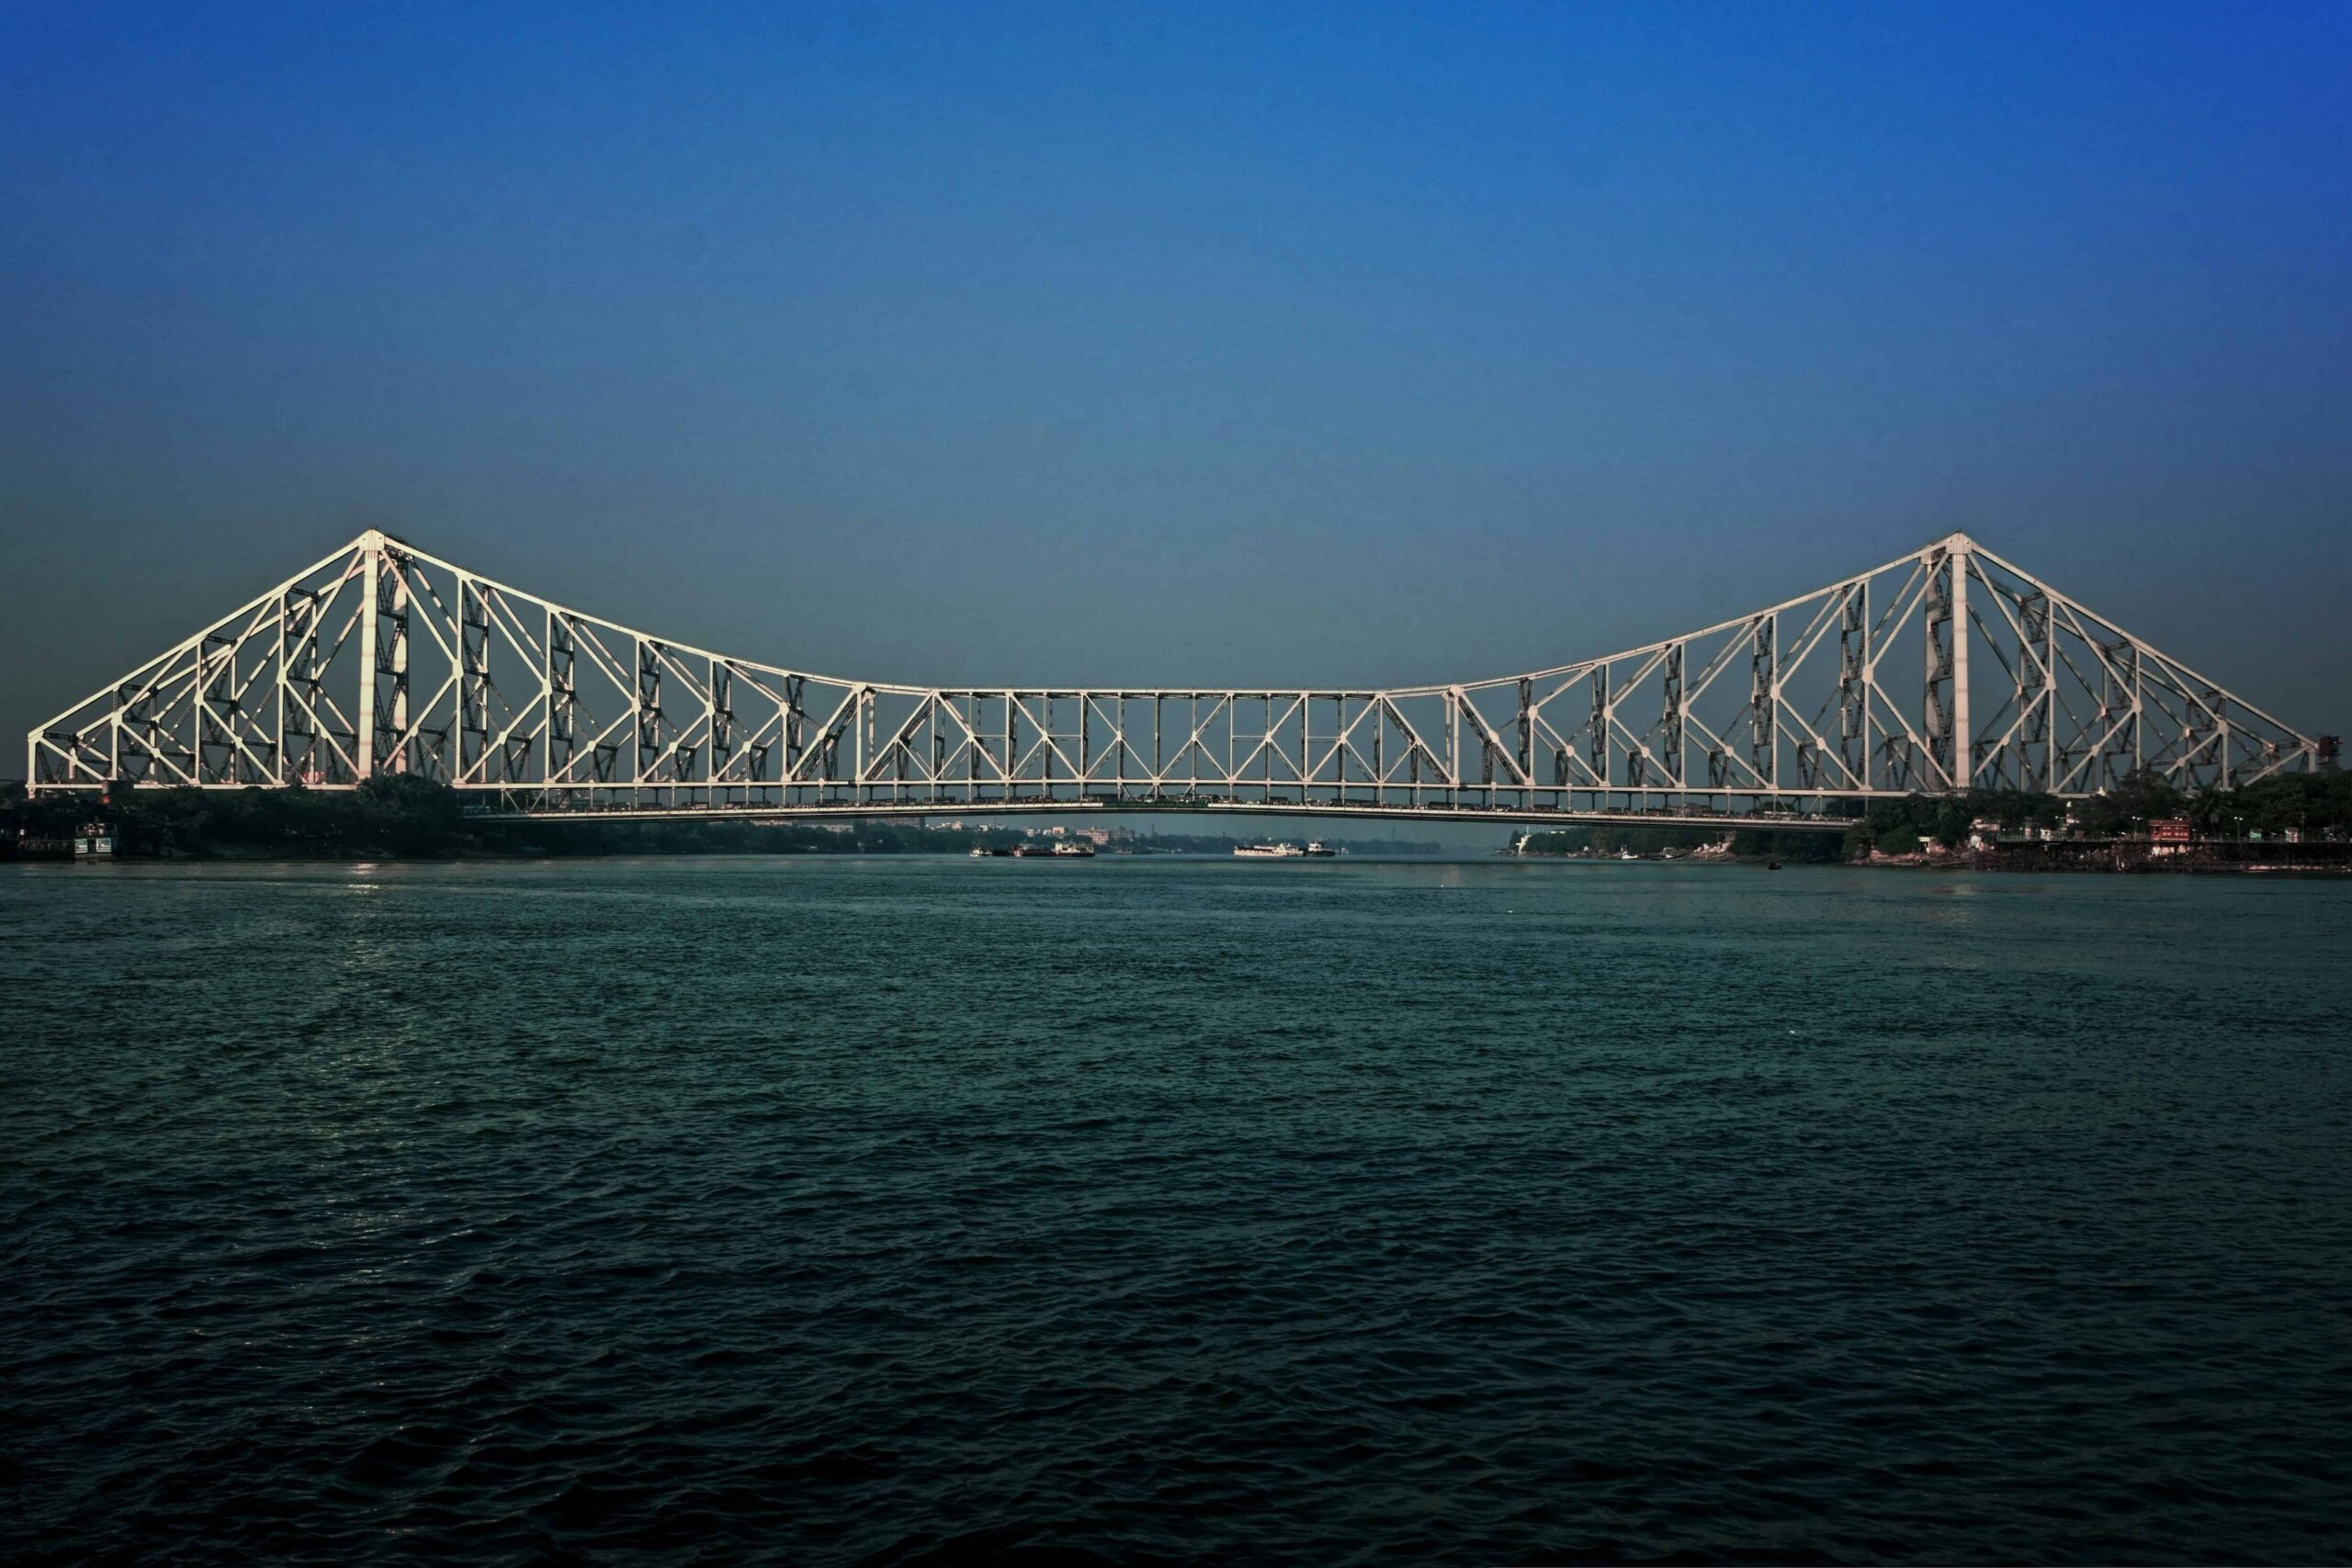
[1923,532,1971,790]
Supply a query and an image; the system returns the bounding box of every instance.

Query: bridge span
[28,530,2330,826]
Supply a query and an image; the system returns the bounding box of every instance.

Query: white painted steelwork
[26,530,2329,823]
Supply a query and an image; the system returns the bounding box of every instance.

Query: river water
[5,856,2348,1564]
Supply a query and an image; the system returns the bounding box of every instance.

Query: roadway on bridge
[467,798,1856,832]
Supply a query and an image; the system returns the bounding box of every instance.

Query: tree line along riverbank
[6,771,2346,865]
[1519,769,2352,868]
[0,780,1442,860]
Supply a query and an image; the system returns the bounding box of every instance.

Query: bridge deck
[469,798,1856,832]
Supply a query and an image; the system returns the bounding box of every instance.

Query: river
[5,856,2347,1563]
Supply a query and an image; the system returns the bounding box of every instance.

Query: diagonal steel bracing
[27,529,2332,824]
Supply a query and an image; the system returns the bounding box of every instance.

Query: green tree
[2075,769,2183,837]
[356,774,465,854]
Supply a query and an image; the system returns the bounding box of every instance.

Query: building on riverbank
[1961,833,2351,874]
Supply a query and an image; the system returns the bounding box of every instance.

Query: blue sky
[5,3,2348,754]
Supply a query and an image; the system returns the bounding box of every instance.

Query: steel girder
[26,529,2329,818]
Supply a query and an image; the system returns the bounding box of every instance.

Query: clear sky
[5,2,2348,762]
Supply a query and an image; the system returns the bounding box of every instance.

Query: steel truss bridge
[26,530,2332,831]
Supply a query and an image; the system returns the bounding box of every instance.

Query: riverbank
[1871,840,2352,875]
[16,775,2346,870]
[2,781,1443,862]
[1514,841,2352,875]
[1511,774,2352,875]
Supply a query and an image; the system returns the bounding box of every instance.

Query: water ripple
[4,858,2349,1564]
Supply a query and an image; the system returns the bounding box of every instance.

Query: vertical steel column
[1924,546,1957,787]
[1479,694,1495,795]
[271,592,289,785]
[969,692,984,801]
[1447,691,1463,807]
[2209,687,2231,789]
[1951,538,1972,787]
[1660,648,1682,786]
[548,613,576,784]
[859,688,875,800]
[366,550,411,777]
[1587,668,1607,790]
[2036,594,2054,793]
[711,663,735,785]
[193,633,220,782]
[1517,677,1533,801]
[785,674,807,793]
[1838,588,1865,785]
[2018,589,2050,794]
[356,547,379,778]
[636,640,662,784]
[459,577,490,781]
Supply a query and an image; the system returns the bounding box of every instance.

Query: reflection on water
[5,858,2349,1565]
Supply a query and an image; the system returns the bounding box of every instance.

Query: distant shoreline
[14,774,2349,874]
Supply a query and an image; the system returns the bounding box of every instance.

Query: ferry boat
[1050,840,1096,858]
[1235,841,1338,858]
